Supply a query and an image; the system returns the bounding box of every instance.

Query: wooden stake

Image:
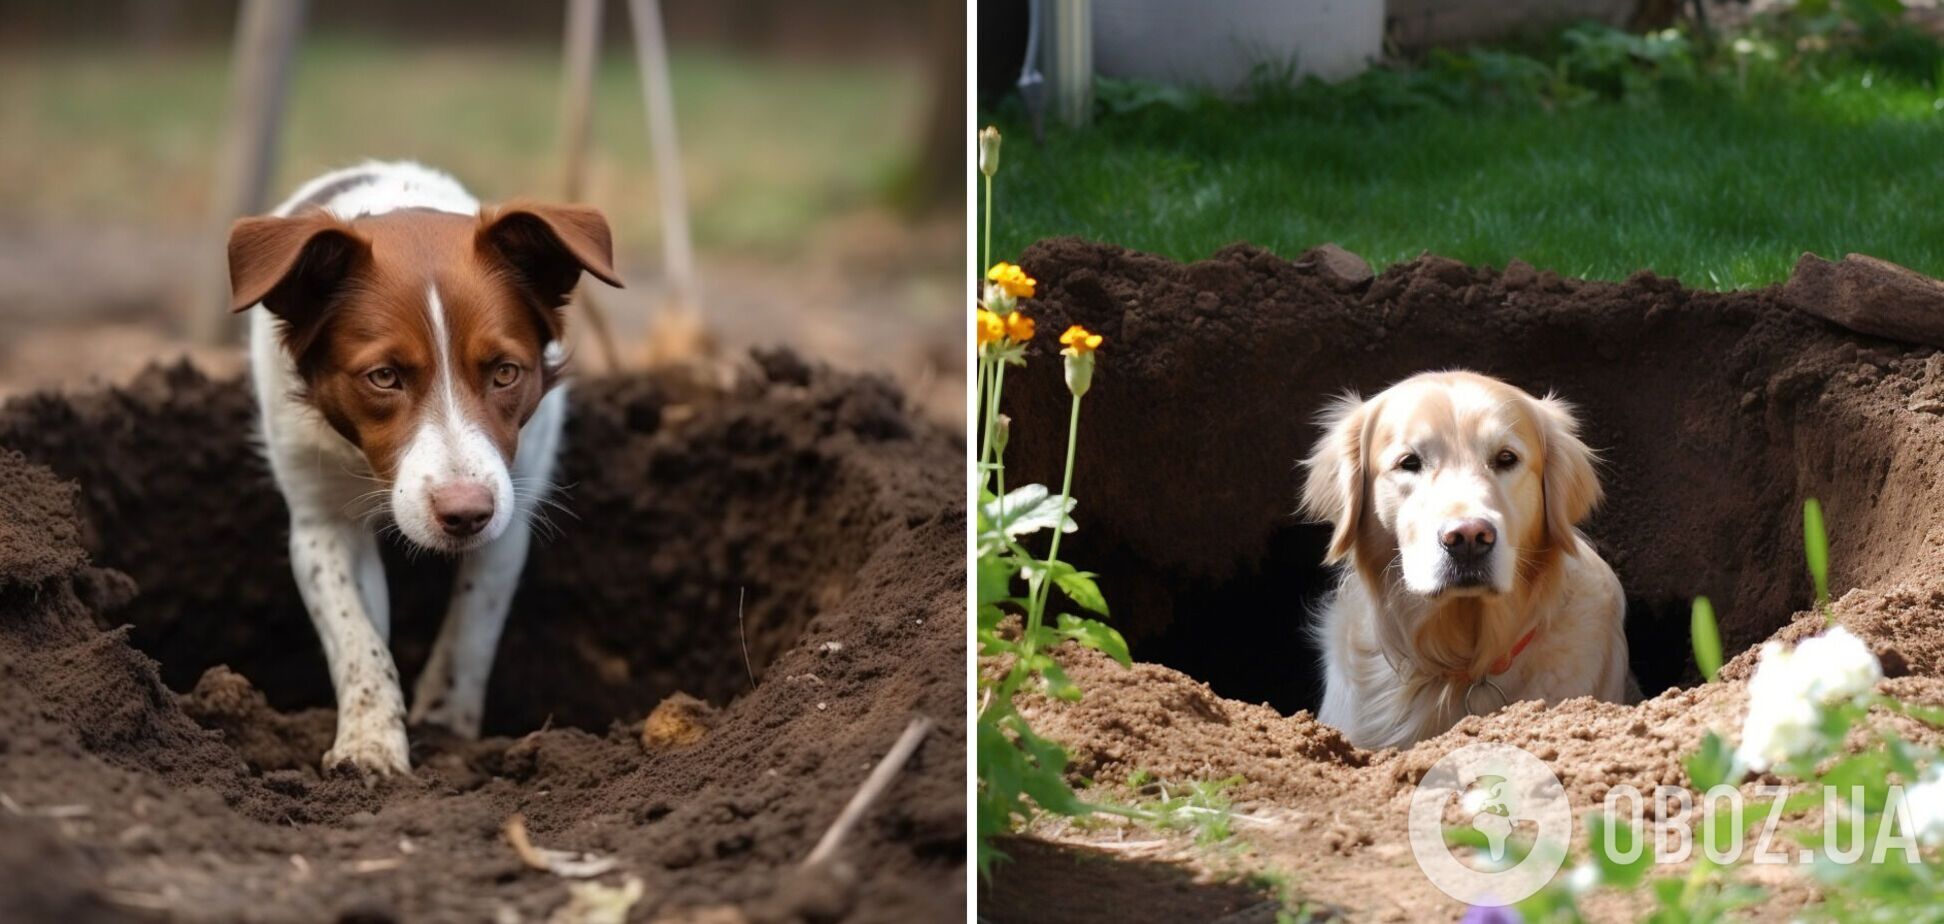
[189,0,305,345]
[627,0,708,366]
[556,0,623,373]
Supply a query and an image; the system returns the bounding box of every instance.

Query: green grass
[0,36,924,256]
[1131,774,1245,847]
[984,64,1944,289]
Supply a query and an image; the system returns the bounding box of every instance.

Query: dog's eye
[1494,449,1520,470]
[1397,453,1422,473]
[366,367,400,390]
[492,363,522,388]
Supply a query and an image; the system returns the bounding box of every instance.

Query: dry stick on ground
[503,813,553,872]
[803,716,935,867]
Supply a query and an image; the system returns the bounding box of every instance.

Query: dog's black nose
[431,484,494,538]
[1439,518,1497,561]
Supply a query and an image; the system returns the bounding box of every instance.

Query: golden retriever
[1299,371,1633,749]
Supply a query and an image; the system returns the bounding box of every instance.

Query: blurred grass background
[0,3,965,422]
[0,35,925,258]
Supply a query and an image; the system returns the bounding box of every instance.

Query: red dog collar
[1452,627,1539,684]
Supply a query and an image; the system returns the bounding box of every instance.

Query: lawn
[0,35,925,257]
[983,60,1944,289]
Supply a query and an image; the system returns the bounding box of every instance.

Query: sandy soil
[0,354,964,922]
[981,238,1944,921]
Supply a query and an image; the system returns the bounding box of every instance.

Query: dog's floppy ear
[478,201,622,315]
[1300,392,1370,564]
[228,210,370,361]
[1531,392,1601,557]
[228,210,368,317]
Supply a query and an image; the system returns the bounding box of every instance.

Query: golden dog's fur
[1300,371,1633,749]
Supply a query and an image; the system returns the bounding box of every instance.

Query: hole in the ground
[0,365,891,736]
[1126,532,1712,715]
[1004,240,1931,718]
[1129,525,1332,713]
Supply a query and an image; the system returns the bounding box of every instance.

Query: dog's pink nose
[431,483,494,538]
[1440,518,1497,560]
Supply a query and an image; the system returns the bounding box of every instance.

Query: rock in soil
[641,692,720,750]
[1783,251,1944,348]
[0,353,964,922]
[1293,242,1373,292]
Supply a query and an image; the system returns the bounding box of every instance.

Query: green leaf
[1020,559,1108,615]
[1042,662,1082,701]
[1687,731,1734,793]
[1054,569,1110,616]
[1803,498,1830,608]
[977,484,1076,554]
[1588,812,1653,889]
[1691,596,1722,683]
[1057,614,1132,667]
[1887,733,1922,781]
[977,556,1020,606]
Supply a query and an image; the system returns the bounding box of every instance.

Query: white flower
[1734,627,1881,773]
[1793,626,1882,703]
[1566,861,1600,895]
[1905,768,1944,846]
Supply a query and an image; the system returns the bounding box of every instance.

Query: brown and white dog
[1299,371,1633,749]
[229,162,618,778]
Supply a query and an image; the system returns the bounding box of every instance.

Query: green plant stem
[979,358,1008,494]
[975,350,994,487]
[982,172,993,281]
[1026,392,1084,638]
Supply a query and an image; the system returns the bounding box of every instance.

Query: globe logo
[1409,743,1573,906]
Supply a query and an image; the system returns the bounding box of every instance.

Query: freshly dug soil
[0,354,964,922]
[984,238,1944,921]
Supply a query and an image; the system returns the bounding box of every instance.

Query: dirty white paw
[323,724,412,783]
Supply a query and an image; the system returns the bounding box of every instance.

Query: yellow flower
[975,308,1004,346]
[986,262,1037,300]
[1005,311,1035,343]
[1058,325,1103,355]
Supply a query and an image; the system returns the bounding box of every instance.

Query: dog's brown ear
[477,201,622,314]
[1300,393,1370,564]
[228,210,368,317]
[1531,392,1601,557]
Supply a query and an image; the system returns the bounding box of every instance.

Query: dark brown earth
[0,353,964,923]
[982,238,1944,921]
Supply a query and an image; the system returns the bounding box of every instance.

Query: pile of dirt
[0,353,964,922]
[985,238,1944,920]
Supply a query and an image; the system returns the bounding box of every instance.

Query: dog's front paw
[323,727,412,784]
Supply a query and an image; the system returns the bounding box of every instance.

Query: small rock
[1500,259,1537,291]
[1295,243,1374,291]
[641,692,719,750]
[1783,252,1944,348]
[1909,394,1944,415]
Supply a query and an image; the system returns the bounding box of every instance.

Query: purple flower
[1458,905,1521,924]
